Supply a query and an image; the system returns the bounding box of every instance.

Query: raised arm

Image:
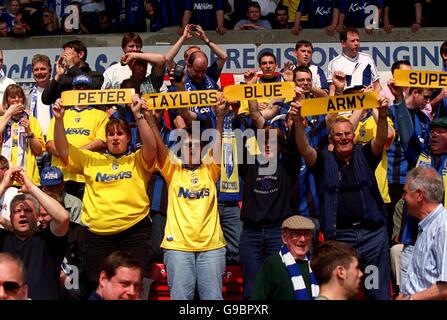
[370,97,389,157]
[52,98,69,165]
[290,101,318,167]
[130,95,156,168]
[166,25,193,70]
[144,109,169,170]
[121,51,166,77]
[194,25,227,68]
[0,103,26,141]
[244,69,265,128]
[16,168,69,237]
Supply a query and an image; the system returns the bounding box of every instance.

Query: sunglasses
[0,281,23,295]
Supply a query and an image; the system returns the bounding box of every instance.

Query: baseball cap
[281,215,315,230]
[72,74,93,87]
[430,117,447,129]
[40,166,64,186]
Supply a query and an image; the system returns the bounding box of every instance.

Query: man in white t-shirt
[0,156,18,228]
[0,49,16,115]
[102,32,151,89]
[27,54,53,137]
[327,27,382,96]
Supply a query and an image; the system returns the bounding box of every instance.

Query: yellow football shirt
[0,115,45,185]
[46,107,108,183]
[65,144,154,235]
[354,115,395,203]
[160,152,226,251]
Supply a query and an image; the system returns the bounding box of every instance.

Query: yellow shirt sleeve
[66,143,90,174]
[160,151,181,184]
[46,117,55,143]
[30,116,45,152]
[203,152,220,183]
[94,111,108,142]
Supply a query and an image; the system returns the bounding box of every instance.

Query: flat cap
[281,215,315,230]
[430,117,447,129]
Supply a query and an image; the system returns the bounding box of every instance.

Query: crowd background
[0,0,445,38]
[1,0,447,302]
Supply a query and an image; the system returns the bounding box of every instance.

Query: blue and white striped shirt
[402,204,447,295]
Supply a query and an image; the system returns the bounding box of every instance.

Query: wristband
[205,39,212,46]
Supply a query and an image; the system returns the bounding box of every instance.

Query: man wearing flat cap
[251,215,319,300]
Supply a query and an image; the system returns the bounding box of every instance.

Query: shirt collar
[341,52,359,62]
[419,203,444,232]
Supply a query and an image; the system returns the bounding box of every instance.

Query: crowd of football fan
[1,0,447,302]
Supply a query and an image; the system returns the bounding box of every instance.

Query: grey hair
[407,167,444,203]
[10,193,40,217]
[0,252,26,283]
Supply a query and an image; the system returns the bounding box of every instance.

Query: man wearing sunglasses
[0,252,28,300]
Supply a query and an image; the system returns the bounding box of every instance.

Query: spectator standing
[327,28,382,96]
[42,40,103,105]
[52,95,156,298]
[0,84,45,186]
[45,74,108,200]
[0,166,69,300]
[397,167,447,300]
[292,0,339,36]
[291,97,392,300]
[181,0,227,35]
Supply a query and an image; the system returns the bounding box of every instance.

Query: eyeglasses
[422,95,431,101]
[333,131,353,139]
[0,281,23,295]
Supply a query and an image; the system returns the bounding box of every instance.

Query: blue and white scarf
[279,245,319,300]
[184,71,217,119]
[29,85,53,120]
[1,119,27,169]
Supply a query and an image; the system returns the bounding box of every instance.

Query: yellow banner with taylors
[394,69,447,88]
[300,91,379,117]
[143,90,219,110]
[61,89,135,106]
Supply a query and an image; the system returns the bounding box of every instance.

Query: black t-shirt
[385,0,421,27]
[313,142,381,228]
[239,139,301,228]
[0,228,67,300]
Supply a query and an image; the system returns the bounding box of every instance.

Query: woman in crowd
[144,91,227,300]
[0,84,45,185]
[51,94,156,291]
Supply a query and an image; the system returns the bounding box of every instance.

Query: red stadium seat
[148,263,244,300]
